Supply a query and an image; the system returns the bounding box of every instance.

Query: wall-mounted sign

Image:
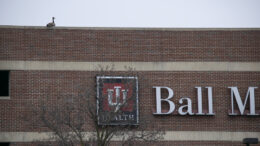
[97,75,258,124]
[97,76,138,125]
[153,86,259,116]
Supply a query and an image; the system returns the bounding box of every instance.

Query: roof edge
[0,25,260,31]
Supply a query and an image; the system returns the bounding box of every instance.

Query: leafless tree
[25,65,165,146]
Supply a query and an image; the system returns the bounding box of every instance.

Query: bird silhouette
[46,17,55,27]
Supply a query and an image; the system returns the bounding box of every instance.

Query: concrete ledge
[0,131,259,142]
[163,131,260,141]
[0,96,10,100]
[0,61,260,72]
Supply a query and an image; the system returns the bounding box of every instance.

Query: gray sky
[1,0,260,28]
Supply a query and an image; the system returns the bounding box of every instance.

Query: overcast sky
[1,0,260,28]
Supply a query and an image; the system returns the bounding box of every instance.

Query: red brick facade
[0,28,260,62]
[0,27,259,146]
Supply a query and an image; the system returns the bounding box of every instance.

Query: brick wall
[0,71,259,132]
[0,28,260,62]
[0,27,259,145]
[9,141,246,146]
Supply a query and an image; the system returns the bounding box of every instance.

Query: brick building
[0,26,259,145]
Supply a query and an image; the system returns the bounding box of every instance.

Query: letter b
[153,86,175,115]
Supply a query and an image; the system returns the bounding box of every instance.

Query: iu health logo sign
[96,76,138,125]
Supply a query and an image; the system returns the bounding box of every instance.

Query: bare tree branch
[24,65,165,146]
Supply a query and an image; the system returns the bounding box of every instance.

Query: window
[0,71,9,98]
[0,143,10,146]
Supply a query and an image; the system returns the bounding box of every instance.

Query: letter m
[229,87,258,115]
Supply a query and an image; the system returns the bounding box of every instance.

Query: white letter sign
[153,86,175,115]
[229,87,258,116]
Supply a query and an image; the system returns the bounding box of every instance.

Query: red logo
[97,76,138,125]
[102,83,133,112]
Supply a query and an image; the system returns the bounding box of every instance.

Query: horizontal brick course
[9,141,246,146]
[0,28,259,62]
[0,71,259,132]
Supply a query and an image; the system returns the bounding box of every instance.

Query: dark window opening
[0,71,9,96]
[0,143,10,146]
